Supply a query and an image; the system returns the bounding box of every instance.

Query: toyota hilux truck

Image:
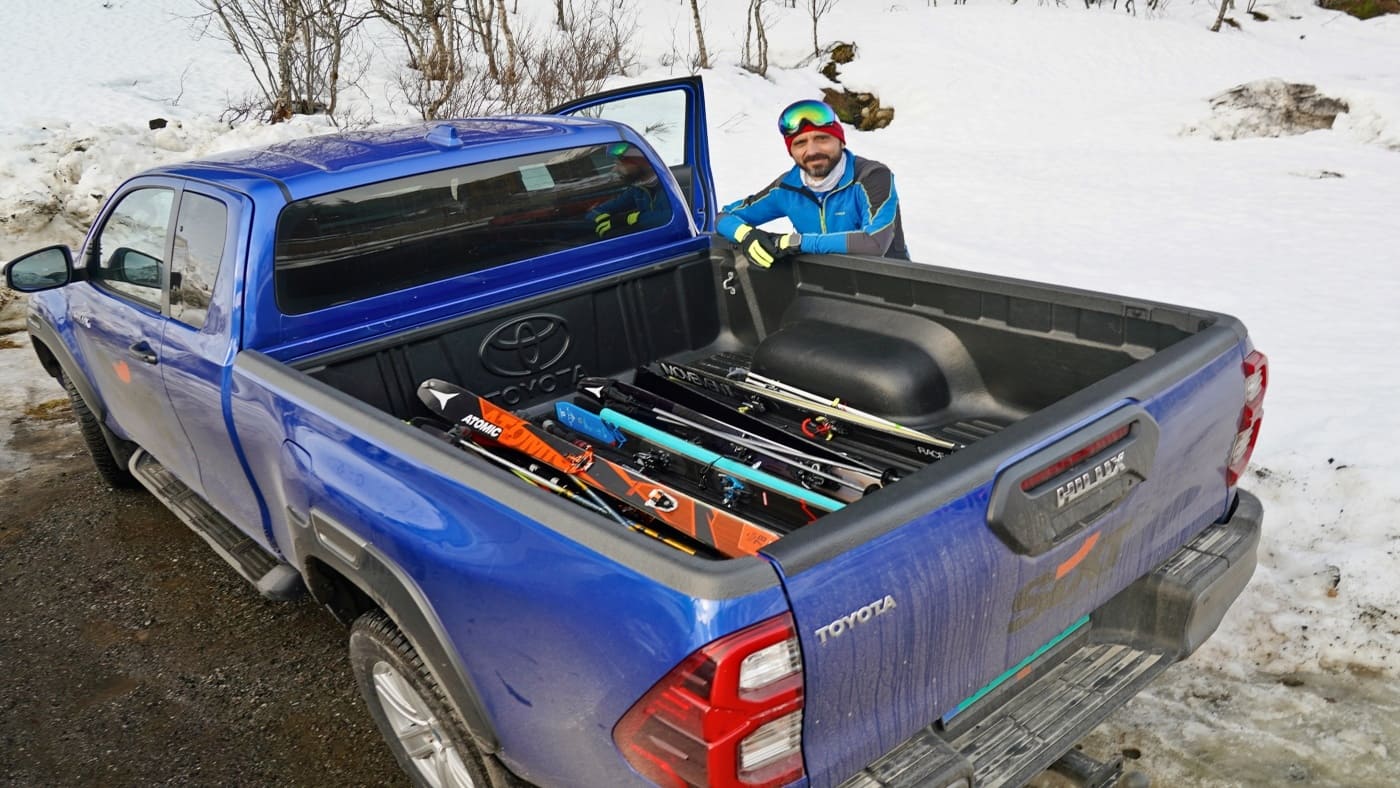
[4,77,1266,788]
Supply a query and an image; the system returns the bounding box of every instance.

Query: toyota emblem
[479,314,571,377]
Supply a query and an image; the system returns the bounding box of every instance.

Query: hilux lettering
[1055,451,1126,509]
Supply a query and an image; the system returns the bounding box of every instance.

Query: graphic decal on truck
[1008,522,1130,634]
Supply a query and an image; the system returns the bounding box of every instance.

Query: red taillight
[1226,350,1268,486]
[1020,424,1132,493]
[614,613,804,788]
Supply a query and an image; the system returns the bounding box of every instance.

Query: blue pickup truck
[5,77,1267,788]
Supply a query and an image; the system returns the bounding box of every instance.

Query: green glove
[735,225,800,268]
[596,211,643,238]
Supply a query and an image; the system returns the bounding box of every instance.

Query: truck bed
[299,246,1210,557]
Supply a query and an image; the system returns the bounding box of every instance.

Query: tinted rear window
[274,142,673,315]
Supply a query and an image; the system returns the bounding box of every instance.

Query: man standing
[589,142,672,239]
[717,99,909,266]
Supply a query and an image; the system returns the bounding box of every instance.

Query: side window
[170,193,228,329]
[574,91,687,168]
[92,187,175,307]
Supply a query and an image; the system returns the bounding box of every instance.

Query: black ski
[418,378,783,558]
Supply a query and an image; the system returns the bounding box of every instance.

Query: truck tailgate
[760,325,1249,787]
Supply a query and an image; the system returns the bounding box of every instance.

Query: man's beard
[802,154,836,178]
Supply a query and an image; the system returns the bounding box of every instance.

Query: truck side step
[129,449,304,601]
[840,641,1168,788]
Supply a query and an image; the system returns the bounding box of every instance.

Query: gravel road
[0,402,406,787]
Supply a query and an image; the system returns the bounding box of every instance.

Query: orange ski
[418,378,780,557]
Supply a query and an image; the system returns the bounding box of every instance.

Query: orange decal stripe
[1056,531,1101,580]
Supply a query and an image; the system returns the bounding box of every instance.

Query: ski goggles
[778,100,838,138]
[607,142,646,159]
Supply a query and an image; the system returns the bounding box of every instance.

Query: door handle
[128,341,159,365]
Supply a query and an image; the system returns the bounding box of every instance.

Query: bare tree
[1210,0,1232,30]
[372,0,471,119]
[553,0,573,30]
[198,0,364,122]
[508,0,638,112]
[742,0,771,76]
[370,0,636,118]
[463,0,500,80]
[304,0,366,116]
[687,0,711,70]
[495,0,520,85]
[808,0,841,60]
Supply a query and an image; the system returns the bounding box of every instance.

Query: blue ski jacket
[716,151,909,259]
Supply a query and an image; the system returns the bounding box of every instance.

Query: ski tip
[724,367,747,380]
[416,378,468,415]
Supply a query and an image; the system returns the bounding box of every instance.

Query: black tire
[349,610,513,788]
[61,373,138,489]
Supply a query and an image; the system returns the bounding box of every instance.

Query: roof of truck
[148,115,631,198]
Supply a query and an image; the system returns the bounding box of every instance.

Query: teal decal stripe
[944,615,1091,723]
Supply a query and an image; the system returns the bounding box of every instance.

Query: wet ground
[0,389,406,786]
[1080,666,1400,787]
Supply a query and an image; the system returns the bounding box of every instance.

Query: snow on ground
[3,0,1399,782]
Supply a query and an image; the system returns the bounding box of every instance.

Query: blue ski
[597,407,845,512]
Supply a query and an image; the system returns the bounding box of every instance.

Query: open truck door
[551,76,718,233]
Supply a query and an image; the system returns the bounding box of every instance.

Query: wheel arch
[295,513,502,755]
[28,333,64,380]
[29,322,138,467]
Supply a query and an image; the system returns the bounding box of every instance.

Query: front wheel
[349,610,510,788]
[62,373,138,489]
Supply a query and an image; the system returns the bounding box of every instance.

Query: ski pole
[647,409,873,494]
[737,369,957,449]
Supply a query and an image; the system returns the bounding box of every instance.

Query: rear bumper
[837,490,1263,788]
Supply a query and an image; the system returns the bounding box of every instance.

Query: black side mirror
[109,247,163,289]
[4,246,74,292]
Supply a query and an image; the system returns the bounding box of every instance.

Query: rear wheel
[349,610,509,788]
[62,374,138,489]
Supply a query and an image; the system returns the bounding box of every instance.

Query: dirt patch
[1318,0,1400,20]
[1188,80,1349,142]
[22,397,70,420]
[0,424,406,787]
